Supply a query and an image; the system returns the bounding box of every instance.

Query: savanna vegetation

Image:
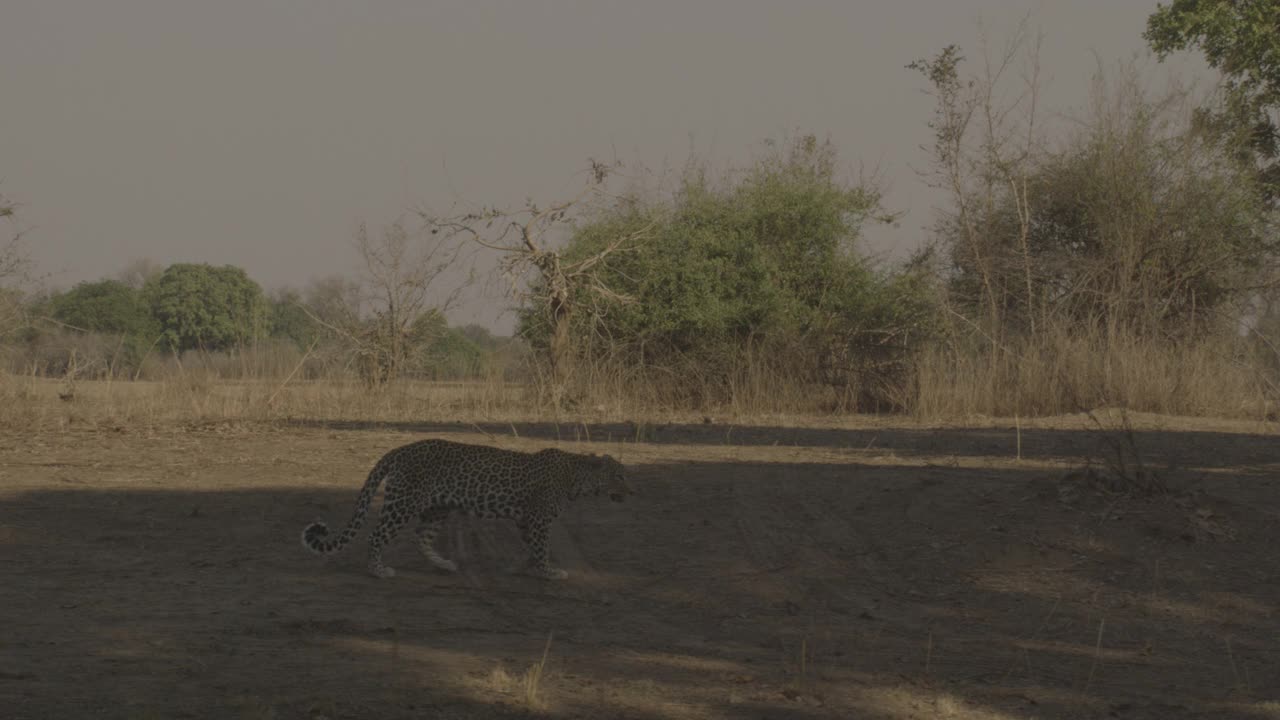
[3,5,1280,428]
[6,7,1280,720]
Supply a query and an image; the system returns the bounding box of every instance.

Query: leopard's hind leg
[414,506,458,572]
[366,479,412,579]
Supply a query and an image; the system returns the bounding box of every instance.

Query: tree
[908,20,1045,335]
[303,275,363,330]
[303,221,464,385]
[49,280,157,337]
[145,263,267,352]
[406,312,485,380]
[1019,69,1273,335]
[912,29,1275,338]
[115,258,163,290]
[34,280,161,376]
[266,287,320,350]
[0,191,31,339]
[1146,0,1280,198]
[457,323,502,351]
[418,160,654,408]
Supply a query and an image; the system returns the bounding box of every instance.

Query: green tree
[267,287,320,349]
[36,280,161,374]
[49,280,157,337]
[457,323,502,351]
[405,312,485,379]
[145,263,267,352]
[1146,0,1280,197]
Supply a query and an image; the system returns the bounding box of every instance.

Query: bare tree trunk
[541,255,573,410]
[549,296,571,410]
[416,161,653,412]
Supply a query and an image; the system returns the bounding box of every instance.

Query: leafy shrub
[49,280,158,337]
[519,135,938,408]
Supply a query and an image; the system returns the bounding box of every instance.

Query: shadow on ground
[2,427,1277,719]
[282,417,1280,472]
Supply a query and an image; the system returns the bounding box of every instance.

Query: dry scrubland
[8,5,1280,718]
[2,378,1279,720]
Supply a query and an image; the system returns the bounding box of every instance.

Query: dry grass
[485,665,517,695]
[1,322,1274,432]
[521,631,555,710]
[0,372,535,431]
[911,326,1274,421]
[564,325,1276,421]
[484,633,555,711]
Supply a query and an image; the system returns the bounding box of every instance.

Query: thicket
[517,135,939,410]
[906,22,1279,418]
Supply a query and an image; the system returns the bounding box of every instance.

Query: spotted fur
[301,439,629,580]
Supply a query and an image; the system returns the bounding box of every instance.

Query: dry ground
[2,413,1278,719]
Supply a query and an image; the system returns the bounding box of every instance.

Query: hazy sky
[2,1,1208,331]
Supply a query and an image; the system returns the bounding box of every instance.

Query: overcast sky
[2,1,1208,332]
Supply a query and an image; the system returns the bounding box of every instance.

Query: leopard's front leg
[517,516,567,580]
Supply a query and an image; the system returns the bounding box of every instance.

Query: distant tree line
[10,259,514,383]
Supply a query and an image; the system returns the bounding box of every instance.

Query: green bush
[519,135,938,407]
[266,288,321,350]
[49,280,157,337]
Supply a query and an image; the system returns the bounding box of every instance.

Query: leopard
[301,438,630,580]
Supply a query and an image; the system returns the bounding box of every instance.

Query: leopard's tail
[301,461,391,555]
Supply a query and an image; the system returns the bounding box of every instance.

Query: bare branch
[413,162,651,408]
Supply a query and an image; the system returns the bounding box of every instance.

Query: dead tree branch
[416,161,655,409]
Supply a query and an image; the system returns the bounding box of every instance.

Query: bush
[266,288,321,350]
[519,135,938,409]
[48,280,156,337]
[961,71,1272,335]
[914,44,1275,338]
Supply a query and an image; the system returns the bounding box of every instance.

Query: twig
[924,631,933,677]
[1083,617,1105,693]
[1225,636,1244,691]
[264,338,320,409]
[133,333,167,381]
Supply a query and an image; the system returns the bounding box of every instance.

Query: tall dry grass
[1,322,1274,432]
[910,324,1274,421]
[564,325,1276,422]
[0,366,531,432]
[561,343,875,419]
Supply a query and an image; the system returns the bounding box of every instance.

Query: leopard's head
[573,453,631,502]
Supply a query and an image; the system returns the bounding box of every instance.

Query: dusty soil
[2,416,1278,719]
